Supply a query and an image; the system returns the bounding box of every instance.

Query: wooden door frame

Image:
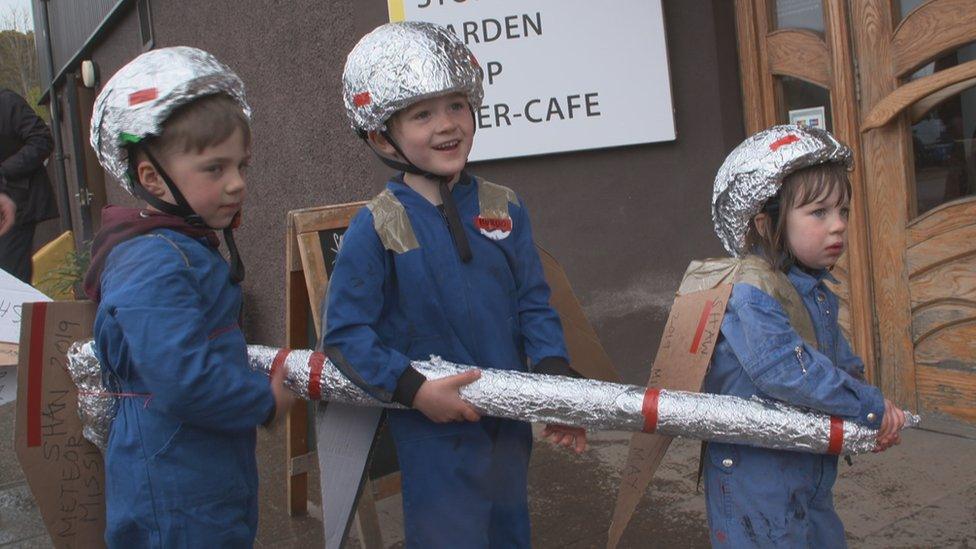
[733,0,882,392]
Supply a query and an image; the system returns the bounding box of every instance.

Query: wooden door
[853,0,976,429]
[735,0,976,429]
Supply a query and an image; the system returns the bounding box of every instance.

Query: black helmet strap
[359,130,473,263]
[127,143,245,283]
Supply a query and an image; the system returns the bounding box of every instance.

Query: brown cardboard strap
[366,189,419,254]
[26,302,47,447]
[475,178,519,220]
[678,256,818,350]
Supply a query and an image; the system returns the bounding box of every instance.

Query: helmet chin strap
[128,144,246,283]
[361,130,473,263]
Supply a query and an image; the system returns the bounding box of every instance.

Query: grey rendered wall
[91,0,744,384]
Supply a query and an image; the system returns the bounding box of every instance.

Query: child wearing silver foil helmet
[86,47,294,547]
[326,21,586,547]
[704,125,907,547]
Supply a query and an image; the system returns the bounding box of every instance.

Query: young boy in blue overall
[85,47,294,547]
[326,22,586,547]
[704,125,907,547]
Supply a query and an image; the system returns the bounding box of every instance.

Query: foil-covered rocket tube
[68,342,918,455]
[67,341,116,450]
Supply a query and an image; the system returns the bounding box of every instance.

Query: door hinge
[75,189,94,206]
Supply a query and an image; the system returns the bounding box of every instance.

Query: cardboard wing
[14,301,104,549]
[538,246,619,382]
[606,271,734,548]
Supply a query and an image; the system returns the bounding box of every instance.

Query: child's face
[385,93,474,179]
[785,186,850,270]
[143,128,249,229]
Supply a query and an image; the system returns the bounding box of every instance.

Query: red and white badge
[474,215,513,241]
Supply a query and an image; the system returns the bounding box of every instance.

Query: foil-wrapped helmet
[342,21,484,134]
[712,124,853,257]
[90,46,251,190]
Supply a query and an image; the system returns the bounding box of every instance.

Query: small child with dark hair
[85,47,294,546]
[704,125,906,547]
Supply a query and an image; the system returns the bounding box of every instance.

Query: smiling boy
[324,22,586,547]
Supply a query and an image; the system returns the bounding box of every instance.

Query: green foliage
[0,26,45,119]
[39,245,91,300]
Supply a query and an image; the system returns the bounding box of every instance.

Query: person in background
[0,88,59,281]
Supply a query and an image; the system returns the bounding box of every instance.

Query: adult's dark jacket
[0,89,59,225]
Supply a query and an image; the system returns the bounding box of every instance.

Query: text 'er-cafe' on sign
[387,0,676,161]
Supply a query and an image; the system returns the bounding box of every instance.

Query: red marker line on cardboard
[689,300,716,354]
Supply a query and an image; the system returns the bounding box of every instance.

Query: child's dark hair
[745,162,851,272]
[138,93,250,159]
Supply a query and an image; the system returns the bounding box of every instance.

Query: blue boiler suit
[702,265,886,548]
[94,230,274,547]
[324,174,568,548]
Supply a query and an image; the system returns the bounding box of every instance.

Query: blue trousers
[389,411,532,548]
[704,443,847,548]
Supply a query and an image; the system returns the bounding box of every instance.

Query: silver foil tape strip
[68,342,918,455]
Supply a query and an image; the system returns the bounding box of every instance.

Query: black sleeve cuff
[393,366,427,407]
[533,356,579,378]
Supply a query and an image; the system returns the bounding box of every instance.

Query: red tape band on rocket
[642,388,661,433]
[828,416,844,455]
[270,348,291,382]
[307,352,325,400]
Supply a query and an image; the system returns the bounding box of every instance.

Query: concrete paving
[3,400,976,548]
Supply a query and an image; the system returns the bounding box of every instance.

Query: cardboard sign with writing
[606,282,733,549]
[14,301,104,549]
[0,268,52,343]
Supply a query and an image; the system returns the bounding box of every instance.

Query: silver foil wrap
[65,340,116,450]
[68,343,918,455]
[712,124,853,256]
[90,46,251,187]
[342,21,483,133]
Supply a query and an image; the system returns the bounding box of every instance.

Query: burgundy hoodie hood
[83,205,219,302]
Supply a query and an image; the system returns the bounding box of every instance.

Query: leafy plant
[39,245,91,300]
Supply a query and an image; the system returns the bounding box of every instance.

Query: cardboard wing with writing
[14,301,104,549]
[606,279,733,548]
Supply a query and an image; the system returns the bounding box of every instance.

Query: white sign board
[0,268,51,344]
[789,107,827,130]
[389,0,676,161]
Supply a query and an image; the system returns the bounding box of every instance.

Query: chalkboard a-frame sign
[284,200,399,547]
